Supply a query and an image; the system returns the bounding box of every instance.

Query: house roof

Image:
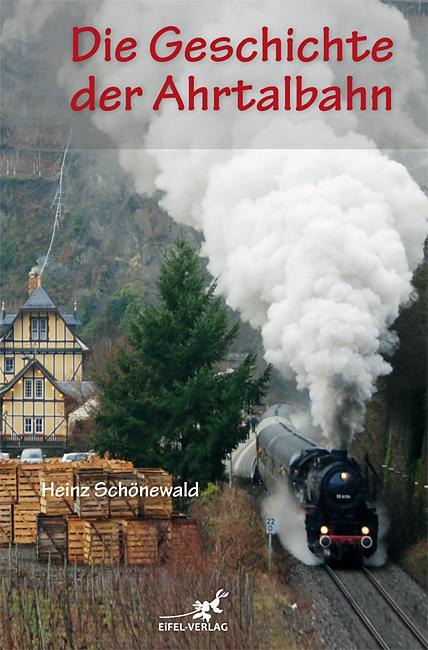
[0,314,14,325]
[0,358,95,405]
[0,358,56,395]
[22,286,56,310]
[57,381,96,402]
[0,285,83,340]
[62,313,81,327]
[0,314,15,332]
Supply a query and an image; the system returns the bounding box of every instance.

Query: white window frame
[5,357,14,374]
[24,417,33,434]
[24,378,33,399]
[34,378,44,399]
[31,318,39,340]
[39,318,47,341]
[35,417,43,434]
[31,317,48,341]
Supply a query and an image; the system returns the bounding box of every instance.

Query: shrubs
[0,484,299,649]
[0,565,259,650]
[191,484,266,573]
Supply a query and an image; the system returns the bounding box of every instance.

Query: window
[24,417,33,434]
[39,318,47,340]
[31,317,48,341]
[35,378,44,399]
[31,319,38,340]
[35,417,43,434]
[24,378,33,399]
[5,358,14,374]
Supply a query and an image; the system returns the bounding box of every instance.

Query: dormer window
[31,317,47,341]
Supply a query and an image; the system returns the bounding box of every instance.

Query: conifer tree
[93,240,271,486]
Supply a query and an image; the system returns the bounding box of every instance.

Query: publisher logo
[159,589,229,632]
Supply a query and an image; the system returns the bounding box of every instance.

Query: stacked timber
[67,517,84,564]
[1,455,199,567]
[83,520,121,566]
[107,472,139,519]
[137,468,173,518]
[76,468,109,519]
[0,462,18,505]
[17,463,41,505]
[40,465,74,515]
[37,515,67,562]
[105,459,134,473]
[0,504,13,544]
[122,520,158,565]
[14,504,38,544]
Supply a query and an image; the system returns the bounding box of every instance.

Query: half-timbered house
[0,268,94,450]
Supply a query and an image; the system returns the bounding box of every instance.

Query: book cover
[0,1,427,649]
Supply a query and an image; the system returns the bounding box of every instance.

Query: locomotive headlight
[340,472,349,480]
[361,526,370,535]
[320,525,328,534]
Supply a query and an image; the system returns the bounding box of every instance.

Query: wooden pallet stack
[67,516,85,564]
[0,462,18,544]
[0,462,18,505]
[0,455,199,566]
[14,504,39,544]
[122,519,158,565]
[83,520,121,566]
[137,468,173,518]
[76,468,109,519]
[0,504,13,544]
[18,463,42,504]
[15,463,42,544]
[107,472,139,519]
[40,465,74,515]
[37,515,67,562]
[104,459,134,473]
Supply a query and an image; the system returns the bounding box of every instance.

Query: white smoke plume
[152,147,426,447]
[263,485,322,565]
[2,1,427,447]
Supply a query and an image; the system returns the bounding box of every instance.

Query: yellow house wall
[1,367,66,438]
[0,310,84,384]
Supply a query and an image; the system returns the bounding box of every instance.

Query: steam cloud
[2,1,427,447]
[263,485,322,565]
[152,147,427,447]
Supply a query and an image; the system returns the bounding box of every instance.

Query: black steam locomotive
[255,404,378,564]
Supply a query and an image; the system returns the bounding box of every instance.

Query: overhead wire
[40,129,72,275]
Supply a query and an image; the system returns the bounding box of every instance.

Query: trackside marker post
[265,516,277,571]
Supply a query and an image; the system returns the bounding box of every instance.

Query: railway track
[325,565,428,650]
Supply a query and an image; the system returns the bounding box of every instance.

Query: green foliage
[80,283,144,341]
[200,481,221,505]
[92,240,271,486]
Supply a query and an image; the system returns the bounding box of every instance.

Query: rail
[325,565,428,650]
[362,567,428,649]
[325,565,390,650]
